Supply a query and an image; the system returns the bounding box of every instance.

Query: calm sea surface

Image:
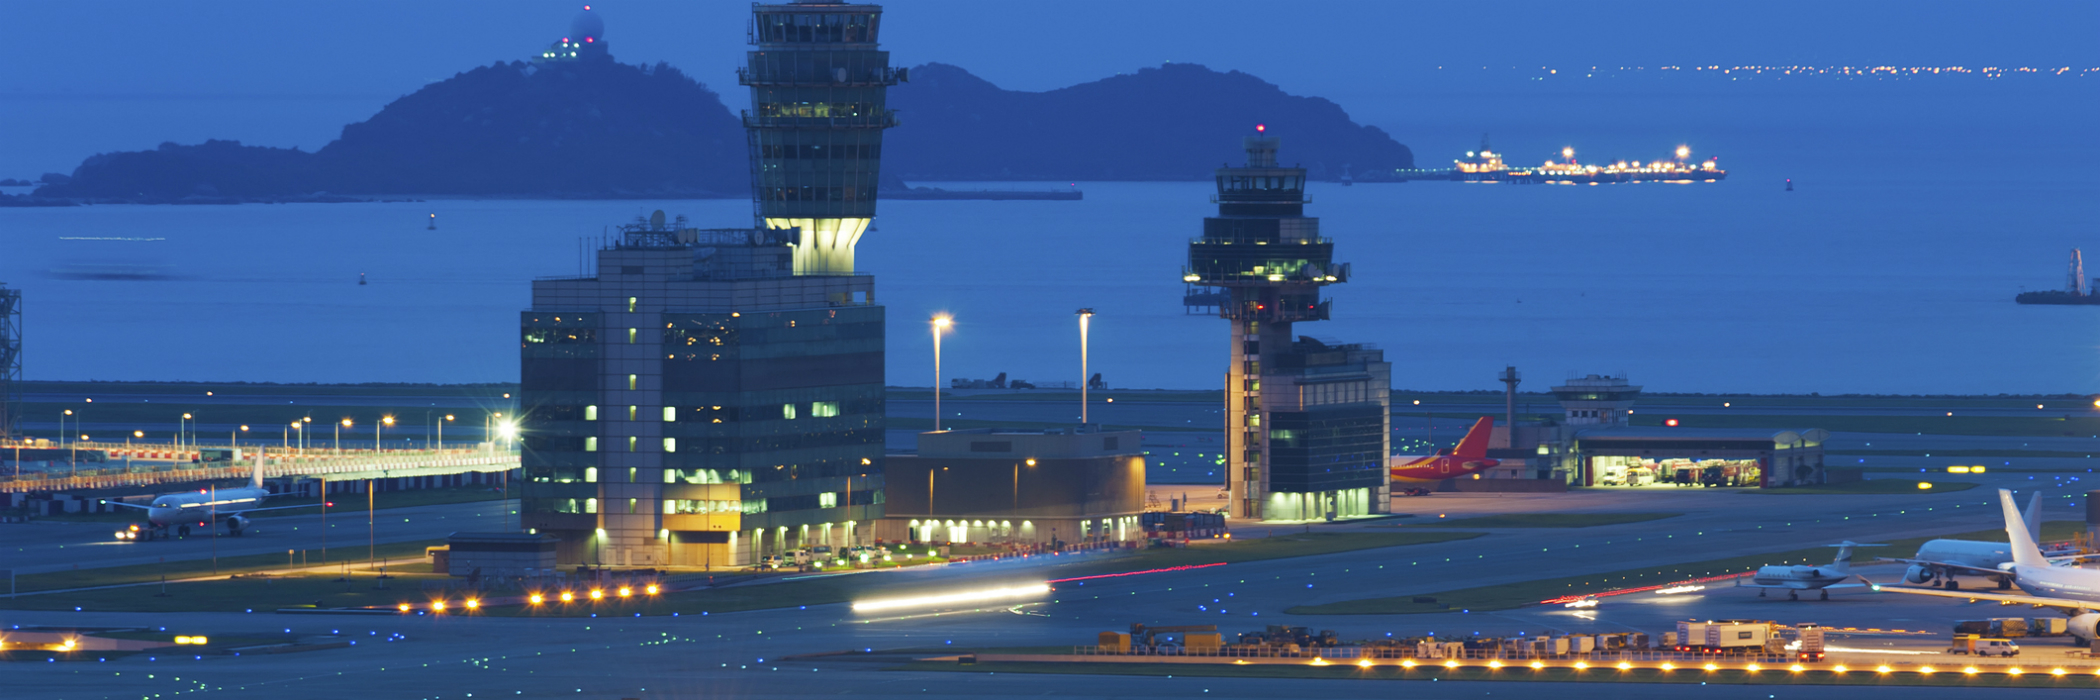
[3,87,2096,394]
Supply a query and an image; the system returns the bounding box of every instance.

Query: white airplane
[100,456,320,540]
[1883,490,2049,590]
[1865,489,2100,644]
[1735,541,1882,600]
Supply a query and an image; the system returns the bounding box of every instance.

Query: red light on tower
[1256,124,1266,133]
[1664,418,1681,427]
[585,37,594,43]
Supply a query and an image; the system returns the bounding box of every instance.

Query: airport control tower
[0,283,18,440]
[1184,132,1391,521]
[741,1,902,275]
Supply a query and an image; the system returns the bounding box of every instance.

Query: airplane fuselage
[145,487,270,528]
[1390,454,1501,484]
[1751,565,1848,590]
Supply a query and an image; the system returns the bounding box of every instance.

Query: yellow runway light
[560,591,575,602]
[1789,664,1804,673]
[1964,667,1979,675]
[1529,661,1544,670]
[465,599,479,610]
[2053,668,2067,676]
[1443,660,1458,669]
[1572,661,1587,670]
[618,586,633,598]
[2008,667,2024,675]
[1659,663,1674,671]
[1356,658,1372,668]
[432,601,446,612]
[589,589,604,601]
[645,584,659,595]
[1616,662,1631,670]
[1746,664,1761,672]
[849,583,1051,613]
[1401,660,1417,668]
[398,603,412,613]
[529,594,544,605]
[1832,665,1848,673]
[1487,660,1503,669]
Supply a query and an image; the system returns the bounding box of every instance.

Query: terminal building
[518,0,899,568]
[1183,133,1391,521]
[877,428,1147,547]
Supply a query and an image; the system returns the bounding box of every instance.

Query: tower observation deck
[741,1,903,275]
[1185,133,1389,521]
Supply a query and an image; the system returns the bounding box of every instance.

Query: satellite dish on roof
[571,7,605,41]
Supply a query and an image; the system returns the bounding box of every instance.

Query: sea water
[2,85,2095,393]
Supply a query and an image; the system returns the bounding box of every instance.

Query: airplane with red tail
[1390,416,1499,486]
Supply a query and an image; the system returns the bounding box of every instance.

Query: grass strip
[2,538,445,596]
[1400,513,1682,529]
[1747,481,1977,495]
[1288,521,2085,616]
[888,660,2099,688]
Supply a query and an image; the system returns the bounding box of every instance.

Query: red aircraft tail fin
[1453,417,1495,459]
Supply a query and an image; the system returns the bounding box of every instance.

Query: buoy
[358,273,367,286]
[428,213,437,230]
[1785,179,1794,192]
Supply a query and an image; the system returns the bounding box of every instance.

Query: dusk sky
[6,0,2095,175]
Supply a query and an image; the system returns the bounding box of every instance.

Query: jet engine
[2070,613,2100,644]
[1904,564,1935,584]
[226,515,249,532]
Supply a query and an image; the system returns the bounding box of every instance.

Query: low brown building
[875,428,1145,546]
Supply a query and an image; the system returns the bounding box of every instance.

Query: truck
[1676,620,1780,653]
[1948,635,2020,657]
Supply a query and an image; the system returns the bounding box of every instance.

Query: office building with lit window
[519,0,899,568]
[1182,133,1391,521]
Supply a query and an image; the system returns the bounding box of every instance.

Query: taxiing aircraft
[101,456,319,540]
[1735,541,1883,600]
[1865,489,2100,644]
[1390,416,1499,486]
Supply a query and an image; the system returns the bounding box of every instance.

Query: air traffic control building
[1184,135,1392,521]
[519,0,899,568]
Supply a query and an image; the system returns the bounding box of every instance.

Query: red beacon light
[1255,124,1266,133]
[1664,418,1681,427]
[585,37,594,43]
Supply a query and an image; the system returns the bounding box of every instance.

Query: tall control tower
[1184,132,1390,521]
[0,283,18,440]
[742,1,902,275]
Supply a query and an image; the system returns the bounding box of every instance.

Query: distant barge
[2016,248,2100,305]
[1396,136,1726,184]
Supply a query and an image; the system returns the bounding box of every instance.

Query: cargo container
[1098,631,1131,652]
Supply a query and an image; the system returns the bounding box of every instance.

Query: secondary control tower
[741,1,903,275]
[1183,131,1390,521]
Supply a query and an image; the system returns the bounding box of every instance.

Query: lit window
[585,467,598,483]
[628,436,638,452]
[584,437,598,452]
[627,328,637,344]
[584,405,598,421]
[585,498,598,514]
[663,469,676,484]
[628,498,638,514]
[782,403,798,420]
[627,297,637,312]
[628,405,637,421]
[812,401,839,417]
[663,438,677,453]
[628,374,637,390]
[662,407,676,422]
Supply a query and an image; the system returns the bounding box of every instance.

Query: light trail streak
[1047,562,1226,583]
[850,583,1051,613]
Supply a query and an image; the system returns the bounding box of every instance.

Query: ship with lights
[1398,136,1726,184]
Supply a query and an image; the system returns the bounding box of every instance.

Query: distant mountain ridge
[885,62,1412,181]
[36,58,1410,201]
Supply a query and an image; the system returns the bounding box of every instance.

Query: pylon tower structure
[1183,131,1390,521]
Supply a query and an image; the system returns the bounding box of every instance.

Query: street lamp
[440,414,454,451]
[378,415,394,452]
[235,425,248,453]
[302,417,312,451]
[337,418,351,454]
[292,421,304,454]
[931,315,952,432]
[1076,308,1095,425]
[180,413,193,454]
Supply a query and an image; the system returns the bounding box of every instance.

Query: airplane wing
[1859,577,2100,613]
[1734,581,1866,591]
[97,499,152,510]
[230,503,326,514]
[1881,558,2011,577]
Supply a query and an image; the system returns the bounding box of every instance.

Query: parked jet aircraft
[1866,489,2100,644]
[1390,416,1499,486]
[1885,490,2046,590]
